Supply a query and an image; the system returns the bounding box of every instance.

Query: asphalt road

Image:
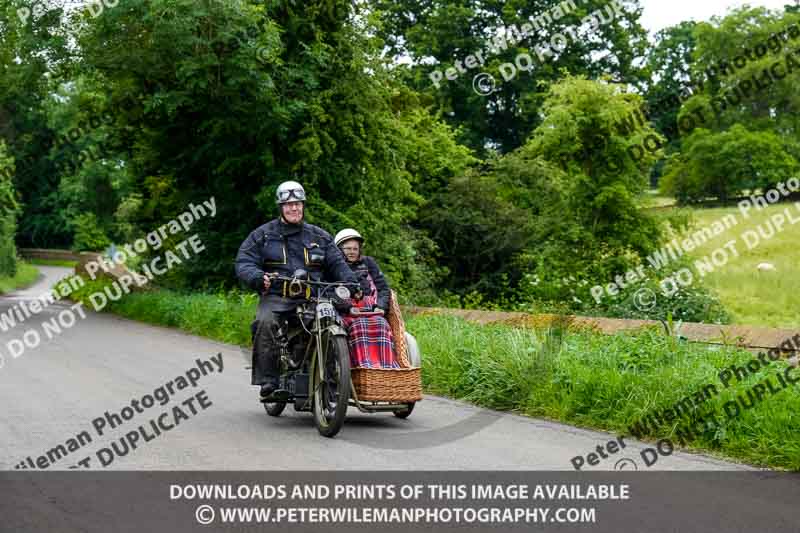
[0,266,752,471]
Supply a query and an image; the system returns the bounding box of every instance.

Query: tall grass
[407,314,800,470]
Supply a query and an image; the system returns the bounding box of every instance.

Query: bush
[418,172,531,295]
[509,255,730,324]
[0,142,19,277]
[71,213,111,252]
[463,77,668,308]
[582,261,731,324]
[0,212,17,277]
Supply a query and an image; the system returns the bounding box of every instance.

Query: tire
[263,402,286,417]
[393,402,415,419]
[312,332,350,438]
[404,332,422,367]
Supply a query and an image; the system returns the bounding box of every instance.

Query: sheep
[757,262,777,272]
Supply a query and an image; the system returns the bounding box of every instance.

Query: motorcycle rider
[235,181,359,401]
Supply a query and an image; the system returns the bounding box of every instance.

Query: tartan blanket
[341,315,399,369]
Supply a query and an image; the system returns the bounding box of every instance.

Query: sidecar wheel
[404,332,421,367]
[393,402,415,419]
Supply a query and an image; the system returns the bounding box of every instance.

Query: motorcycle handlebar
[265,273,360,288]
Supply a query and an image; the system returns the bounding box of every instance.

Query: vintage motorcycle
[259,271,420,438]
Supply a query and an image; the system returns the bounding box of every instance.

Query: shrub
[0,213,17,277]
[71,213,111,252]
[581,257,730,323]
[0,142,19,277]
[509,255,730,324]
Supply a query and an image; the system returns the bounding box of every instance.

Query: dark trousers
[251,298,302,385]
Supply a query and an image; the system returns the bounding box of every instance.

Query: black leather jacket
[235,218,357,300]
[347,256,391,311]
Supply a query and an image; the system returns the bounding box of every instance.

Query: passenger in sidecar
[333,228,399,370]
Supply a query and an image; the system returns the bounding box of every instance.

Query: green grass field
[679,201,800,328]
[0,262,40,294]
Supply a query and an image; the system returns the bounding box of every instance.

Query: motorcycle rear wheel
[312,332,351,438]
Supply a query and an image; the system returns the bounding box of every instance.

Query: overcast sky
[638,0,796,33]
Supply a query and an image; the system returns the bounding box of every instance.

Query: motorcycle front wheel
[312,331,351,438]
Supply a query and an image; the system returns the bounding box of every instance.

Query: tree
[73,0,472,291]
[0,0,73,247]
[498,77,664,290]
[374,0,650,155]
[661,125,798,203]
[688,6,800,135]
[418,171,531,293]
[422,76,665,303]
[0,142,19,276]
[642,21,697,184]
[645,21,698,121]
[660,6,800,201]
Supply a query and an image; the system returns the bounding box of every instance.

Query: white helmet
[275,180,306,204]
[334,228,364,247]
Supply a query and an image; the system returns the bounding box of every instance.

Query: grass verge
[69,278,257,347]
[27,258,79,268]
[0,262,40,294]
[408,313,799,470]
[67,277,800,470]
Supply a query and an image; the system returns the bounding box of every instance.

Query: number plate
[317,302,336,319]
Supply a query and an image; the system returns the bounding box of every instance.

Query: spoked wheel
[393,402,415,419]
[263,401,287,417]
[312,332,351,437]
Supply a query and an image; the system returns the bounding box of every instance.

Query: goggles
[277,188,306,203]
